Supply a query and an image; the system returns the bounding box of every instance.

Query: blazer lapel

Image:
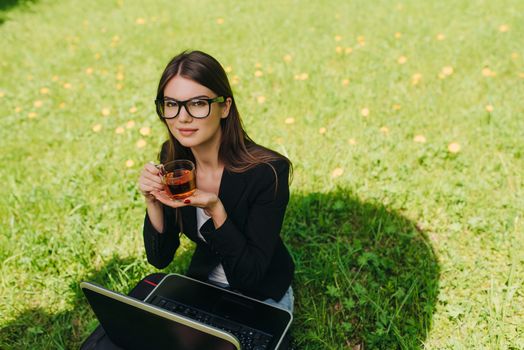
[180,206,197,239]
[218,168,246,212]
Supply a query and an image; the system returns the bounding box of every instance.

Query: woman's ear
[221,97,232,119]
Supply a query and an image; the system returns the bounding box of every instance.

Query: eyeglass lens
[163,99,210,119]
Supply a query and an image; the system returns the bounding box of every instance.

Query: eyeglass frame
[155,96,226,119]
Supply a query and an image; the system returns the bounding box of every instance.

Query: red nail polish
[183,199,191,204]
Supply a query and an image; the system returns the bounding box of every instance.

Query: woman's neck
[191,130,223,172]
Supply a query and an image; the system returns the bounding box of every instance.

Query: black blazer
[143,154,294,301]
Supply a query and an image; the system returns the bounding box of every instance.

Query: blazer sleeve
[142,141,180,269]
[200,160,290,291]
[143,206,180,269]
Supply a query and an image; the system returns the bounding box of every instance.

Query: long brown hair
[155,50,292,176]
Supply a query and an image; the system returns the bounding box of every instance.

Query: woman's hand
[151,189,228,228]
[138,163,164,203]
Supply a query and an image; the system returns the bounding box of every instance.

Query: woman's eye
[165,101,178,108]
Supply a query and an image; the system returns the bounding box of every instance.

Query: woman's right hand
[138,162,164,202]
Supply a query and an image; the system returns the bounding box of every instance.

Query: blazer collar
[218,167,246,212]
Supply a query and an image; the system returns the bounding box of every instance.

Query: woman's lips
[178,128,198,136]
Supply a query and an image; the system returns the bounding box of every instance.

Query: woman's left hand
[151,189,227,227]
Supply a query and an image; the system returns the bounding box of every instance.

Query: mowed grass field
[1,0,523,349]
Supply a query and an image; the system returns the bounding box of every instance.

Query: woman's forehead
[164,75,213,99]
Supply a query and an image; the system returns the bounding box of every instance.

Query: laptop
[81,273,293,350]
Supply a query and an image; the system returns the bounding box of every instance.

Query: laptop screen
[82,283,238,350]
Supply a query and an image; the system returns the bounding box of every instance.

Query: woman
[138,50,295,313]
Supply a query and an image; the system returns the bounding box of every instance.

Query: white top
[196,208,230,286]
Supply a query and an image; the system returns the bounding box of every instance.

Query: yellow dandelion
[92,124,102,132]
[63,82,72,89]
[116,83,124,90]
[125,159,134,167]
[115,127,125,134]
[284,117,295,124]
[129,106,137,113]
[345,47,352,54]
[436,33,446,41]
[225,65,233,73]
[254,70,263,77]
[40,87,50,94]
[294,73,308,81]
[28,112,37,119]
[397,56,407,64]
[511,52,519,60]
[380,126,389,134]
[116,72,125,81]
[335,46,343,54]
[357,35,365,45]
[414,135,426,143]
[498,24,509,33]
[0,91,7,97]
[392,104,401,111]
[112,35,120,42]
[395,32,402,39]
[283,54,292,62]
[101,107,111,116]
[135,18,145,25]
[34,100,43,108]
[360,107,370,117]
[342,79,349,86]
[257,96,266,104]
[441,66,453,76]
[15,106,22,113]
[331,168,344,178]
[52,75,60,81]
[94,53,101,60]
[482,67,496,77]
[139,126,151,136]
[59,102,66,109]
[518,73,524,79]
[255,62,262,68]
[231,75,240,85]
[126,120,135,128]
[334,35,342,41]
[412,73,422,85]
[485,105,494,113]
[448,142,461,153]
[136,139,147,148]
[348,138,357,145]
[216,18,224,25]
[27,75,33,81]
[85,67,94,75]
[319,127,327,134]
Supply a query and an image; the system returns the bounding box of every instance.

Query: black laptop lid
[81,282,239,350]
[144,274,293,347]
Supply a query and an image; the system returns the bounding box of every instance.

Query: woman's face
[163,75,231,149]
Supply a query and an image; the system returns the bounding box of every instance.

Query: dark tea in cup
[159,160,196,199]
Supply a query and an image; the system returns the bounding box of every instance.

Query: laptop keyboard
[151,296,273,350]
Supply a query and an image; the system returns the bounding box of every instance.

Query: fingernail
[183,199,191,204]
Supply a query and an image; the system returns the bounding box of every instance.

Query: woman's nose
[178,106,192,122]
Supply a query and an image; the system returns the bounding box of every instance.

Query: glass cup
[158,160,196,200]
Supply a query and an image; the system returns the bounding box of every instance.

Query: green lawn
[1,0,523,349]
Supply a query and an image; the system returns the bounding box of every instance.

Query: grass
[0,0,523,349]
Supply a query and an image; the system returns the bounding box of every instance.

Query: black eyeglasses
[155,96,225,119]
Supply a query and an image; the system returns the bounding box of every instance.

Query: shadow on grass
[0,190,439,349]
[0,248,194,349]
[0,0,39,25]
[283,189,440,349]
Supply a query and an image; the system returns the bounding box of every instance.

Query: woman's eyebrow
[163,94,211,100]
